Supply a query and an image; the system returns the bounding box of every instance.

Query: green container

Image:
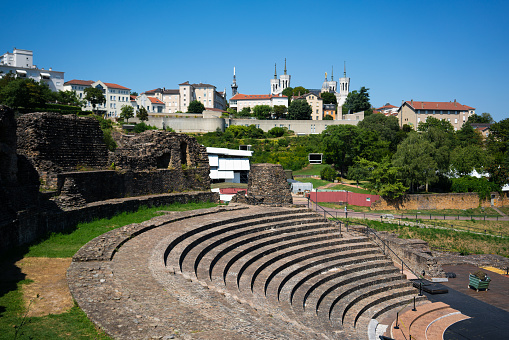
[468,273,491,292]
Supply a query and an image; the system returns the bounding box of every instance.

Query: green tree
[320,166,337,181]
[292,86,309,97]
[84,87,106,114]
[456,122,483,147]
[136,106,148,121]
[359,158,408,199]
[273,105,287,119]
[320,92,337,105]
[238,106,252,117]
[0,78,52,109]
[131,91,139,96]
[120,105,135,122]
[323,115,334,120]
[450,145,489,176]
[56,90,84,107]
[267,127,286,138]
[322,125,364,176]
[252,105,272,120]
[282,87,293,105]
[358,113,400,151]
[392,132,438,192]
[487,118,509,166]
[343,86,370,114]
[287,100,311,120]
[187,100,205,113]
[347,163,369,187]
[468,112,494,124]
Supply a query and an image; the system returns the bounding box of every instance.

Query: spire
[231,66,238,96]
[344,61,346,77]
[331,66,334,81]
[233,66,236,80]
[284,58,287,75]
[274,63,277,79]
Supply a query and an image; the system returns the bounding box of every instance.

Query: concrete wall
[227,118,358,134]
[371,192,508,210]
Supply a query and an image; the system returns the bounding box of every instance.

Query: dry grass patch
[15,257,73,317]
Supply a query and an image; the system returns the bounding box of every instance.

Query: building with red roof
[398,99,475,130]
[229,93,288,112]
[63,79,131,118]
[374,103,398,116]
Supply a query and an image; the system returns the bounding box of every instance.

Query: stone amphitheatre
[2,107,507,340]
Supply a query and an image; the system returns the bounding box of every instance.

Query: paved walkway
[424,264,509,339]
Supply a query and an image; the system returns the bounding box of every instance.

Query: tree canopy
[187,100,205,113]
[358,113,400,151]
[120,105,134,122]
[282,87,293,105]
[292,86,309,97]
[84,87,106,113]
[320,92,337,105]
[287,100,311,120]
[252,105,272,120]
[136,106,148,121]
[468,112,494,124]
[343,86,370,114]
[0,77,52,109]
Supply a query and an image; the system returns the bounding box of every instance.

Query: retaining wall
[0,191,219,254]
[371,192,507,210]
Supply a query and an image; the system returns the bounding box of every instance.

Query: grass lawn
[0,201,219,340]
[499,206,509,215]
[294,177,331,189]
[293,164,330,176]
[336,217,509,257]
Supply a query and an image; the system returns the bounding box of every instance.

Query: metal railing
[306,196,342,236]
[307,196,425,283]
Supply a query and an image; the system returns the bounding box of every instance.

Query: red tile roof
[64,79,94,86]
[130,95,137,101]
[230,94,287,100]
[104,82,130,90]
[404,101,474,111]
[148,97,164,104]
[376,104,398,110]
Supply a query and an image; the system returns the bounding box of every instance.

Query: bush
[268,127,285,138]
[103,129,117,151]
[451,176,499,199]
[320,166,337,181]
[134,122,158,133]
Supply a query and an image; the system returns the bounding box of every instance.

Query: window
[455,118,458,124]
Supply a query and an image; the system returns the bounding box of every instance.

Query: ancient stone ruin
[0,109,216,252]
[231,163,293,206]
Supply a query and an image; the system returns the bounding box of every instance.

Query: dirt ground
[15,257,73,317]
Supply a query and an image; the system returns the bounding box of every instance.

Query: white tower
[270,59,291,95]
[336,62,350,106]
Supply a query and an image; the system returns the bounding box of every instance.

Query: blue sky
[2,0,508,121]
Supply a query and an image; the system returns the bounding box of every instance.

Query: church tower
[337,62,350,106]
[231,67,238,97]
[270,59,291,95]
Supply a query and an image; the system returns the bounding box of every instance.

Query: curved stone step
[190,220,332,281]
[165,209,320,270]
[252,243,379,297]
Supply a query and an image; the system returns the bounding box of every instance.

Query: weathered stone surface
[16,112,109,189]
[231,163,292,206]
[372,192,508,210]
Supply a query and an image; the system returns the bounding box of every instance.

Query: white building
[0,48,64,91]
[63,80,131,118]
[207,147,253,184]
[229,94,288,112]
[143,82,227,114]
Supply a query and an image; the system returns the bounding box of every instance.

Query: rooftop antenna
[274,63,277,79]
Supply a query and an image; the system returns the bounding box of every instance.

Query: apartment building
[398,100,475,130]
[143,82,227,114]
[0,48,64,91]
[63,79,131,118]
[229,94,288,112]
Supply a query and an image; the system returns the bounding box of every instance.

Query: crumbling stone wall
[0,107,40,224]
[231,163,292,206]
[16,112,109,189]
[370,231,445,279]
